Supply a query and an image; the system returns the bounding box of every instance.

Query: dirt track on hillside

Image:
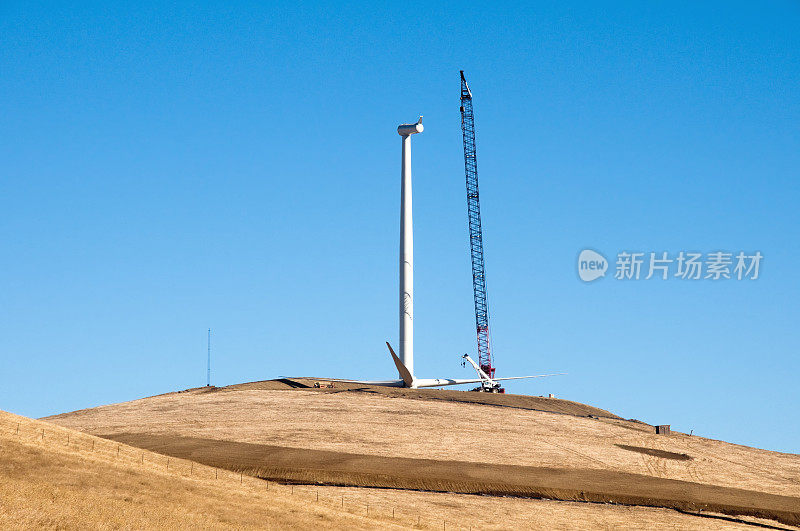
[107,432,800,528]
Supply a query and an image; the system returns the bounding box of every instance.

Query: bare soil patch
[105,432,800,528]
[616,444,693,461]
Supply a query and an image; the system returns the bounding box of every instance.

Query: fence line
[4,418,457,529]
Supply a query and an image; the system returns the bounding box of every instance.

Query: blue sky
[1,2,798,452]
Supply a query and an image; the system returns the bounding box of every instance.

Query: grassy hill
[14,379,800,528]
[3,408,778,529]
[0,409,409,529]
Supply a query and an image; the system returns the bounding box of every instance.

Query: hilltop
[33,380,800,528]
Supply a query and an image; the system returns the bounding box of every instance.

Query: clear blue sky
[1,2,798,453]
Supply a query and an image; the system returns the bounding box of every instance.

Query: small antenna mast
[207,328,211,387]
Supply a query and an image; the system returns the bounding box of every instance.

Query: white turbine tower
[397,116,424,377]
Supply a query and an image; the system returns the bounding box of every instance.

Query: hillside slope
[3,409,777,530]
[47,381,800,496]
[0,410,405,529]
[43,381,800,528]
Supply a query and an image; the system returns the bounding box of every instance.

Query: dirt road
[105,432,800,527]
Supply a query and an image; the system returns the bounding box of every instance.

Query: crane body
[460,70,498,391]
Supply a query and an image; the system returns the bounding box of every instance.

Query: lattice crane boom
[459,70,495,381]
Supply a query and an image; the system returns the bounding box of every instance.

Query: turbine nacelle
[397,116,423,136]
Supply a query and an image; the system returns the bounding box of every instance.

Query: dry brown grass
[0,410,411,529]
[46,384,800,499]
[2,410,790,530]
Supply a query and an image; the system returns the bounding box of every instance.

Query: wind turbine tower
[397,116,423,377]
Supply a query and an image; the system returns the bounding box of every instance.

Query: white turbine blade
[386,342,414,387]
[327,378,406,387]
[493,373,566,381]
[413,378,486,388]
[415,373,565,388]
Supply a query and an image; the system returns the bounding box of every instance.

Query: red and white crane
[459,70,501,392]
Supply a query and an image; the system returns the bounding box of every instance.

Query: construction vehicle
[461,354,503,392]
